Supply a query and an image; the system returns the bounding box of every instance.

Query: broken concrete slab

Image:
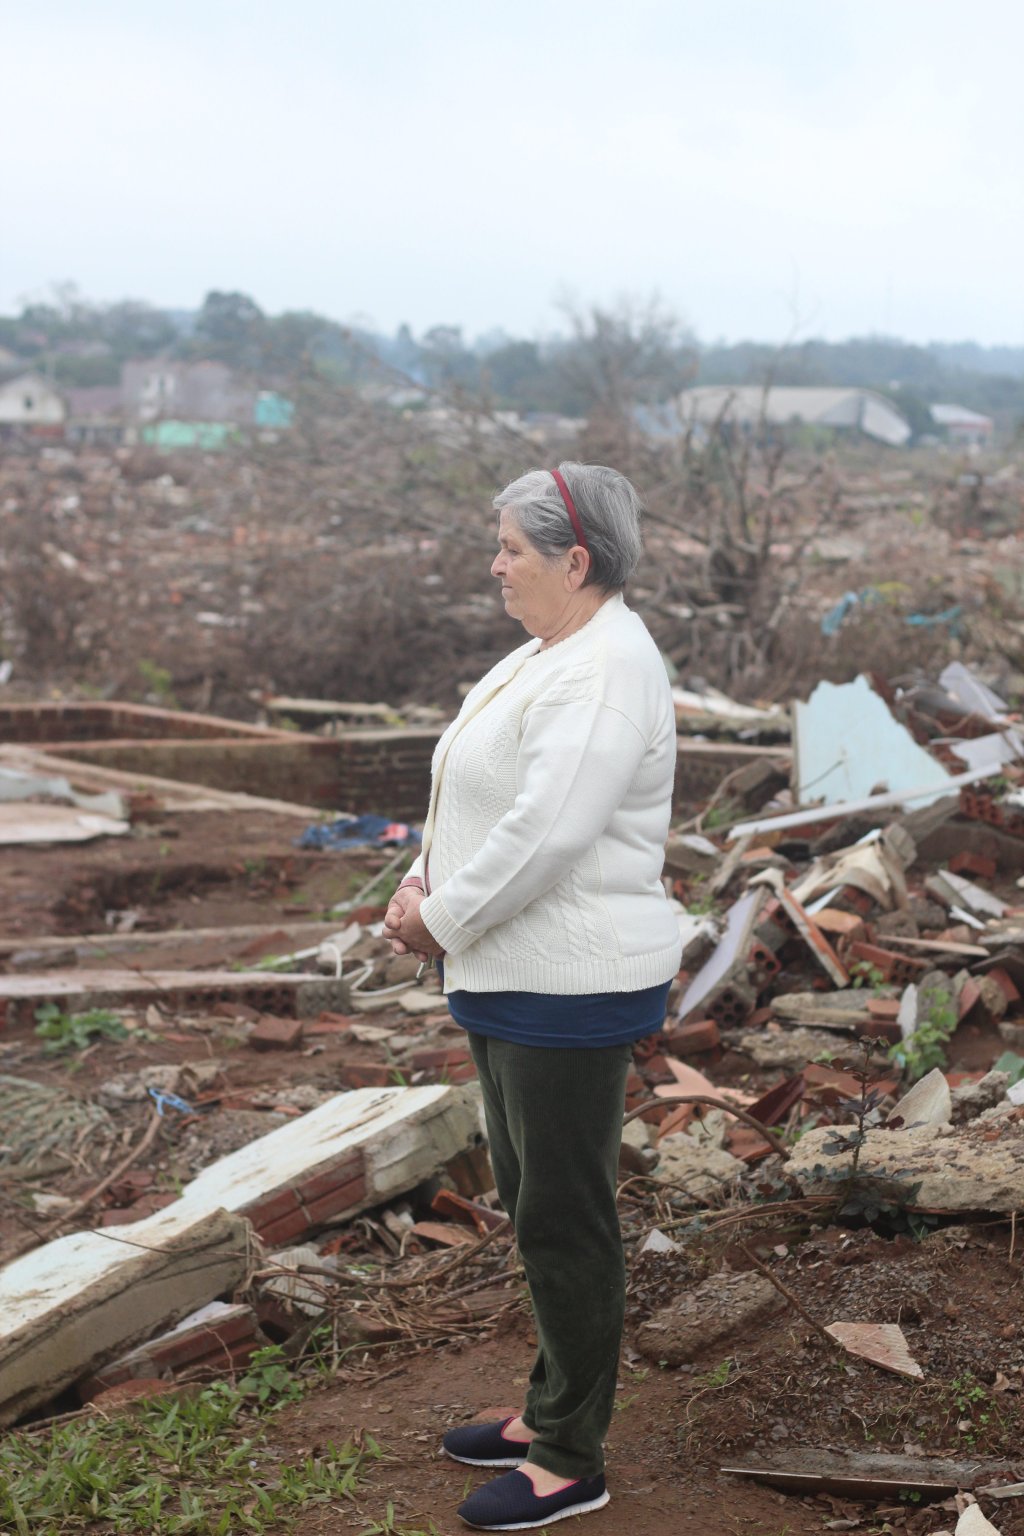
[951,1071,1011,1125]
[0,968,351,1028]
[636,1270,786,1365]
[653,1134,744,1198]
[788,1113,1024,1212]
[177,1084,481,1245]
[0,1205,250,1428]
[771,989,899,1032]
[739,1025,850,1069]
[722,1449,1013,1500]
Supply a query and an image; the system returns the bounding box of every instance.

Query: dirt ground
[262,1217,1024,1535]
[3,746,1024,1532]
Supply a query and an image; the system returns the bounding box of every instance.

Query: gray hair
[492,461,644,591]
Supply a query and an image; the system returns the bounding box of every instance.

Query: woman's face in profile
[490,511,571,638]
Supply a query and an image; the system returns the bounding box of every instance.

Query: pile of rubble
[2,658,1024,1530]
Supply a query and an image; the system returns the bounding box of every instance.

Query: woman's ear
[565,545,591,590]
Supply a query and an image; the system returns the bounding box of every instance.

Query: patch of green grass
[0,1358,377,1535]
[33,1003,128,1055]
[359,1505,442,1536]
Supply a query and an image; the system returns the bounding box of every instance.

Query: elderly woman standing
[383,462,681,1531]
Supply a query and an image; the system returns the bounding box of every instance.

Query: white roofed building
[929,403,994,447]
[0,372,66,432]
[677,385,912,447]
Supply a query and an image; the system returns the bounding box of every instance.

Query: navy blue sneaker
[457,1468,609,1530]
[442,1417,532,1468]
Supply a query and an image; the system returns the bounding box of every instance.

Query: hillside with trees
[2,285,1022,432]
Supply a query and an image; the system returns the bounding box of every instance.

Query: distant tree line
[2,283,1023,429]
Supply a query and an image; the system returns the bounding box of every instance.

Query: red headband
[550,468,589,552]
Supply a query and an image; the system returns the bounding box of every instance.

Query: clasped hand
[383,885,444,962]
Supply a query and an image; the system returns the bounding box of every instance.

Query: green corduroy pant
[467,1031,633,1481]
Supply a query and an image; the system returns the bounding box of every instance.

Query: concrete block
[0,970,350,1029]
[178,1085,481,1236]
[0,1205,250,1428]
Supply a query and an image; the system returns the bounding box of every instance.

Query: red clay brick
[86,1379,184,1411]
[301,1178,369,1225]
[298,1158,364,1202]
[409,1047,471,1071]
[445,1061,479,1084]
[339,1062,395,1089]
[244,1187,301,1227]
[250,1016,304,1051]
[987,967,1022,1007]
[663,1019,721,1057]
[815,909,867,940]
[255,1208,312,1246]
[949,850,998,881]
[99,1193,177,1225]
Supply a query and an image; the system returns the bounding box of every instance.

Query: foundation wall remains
[0,702,288,744]
[4,703,789,819]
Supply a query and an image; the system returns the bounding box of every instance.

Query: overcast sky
[3,0,1022,347]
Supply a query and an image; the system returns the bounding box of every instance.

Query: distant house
[121,359,254,424]
[118,360,293,445]
[929,403,994,448]
[65,385,125,445]
[0,372,66,435]
[676,386,912,447]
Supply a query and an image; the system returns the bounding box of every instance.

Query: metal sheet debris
[0,803,130,844]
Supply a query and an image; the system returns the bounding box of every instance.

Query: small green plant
[34,1003,128,1055]
[360,1505,442,1536]
[138,657,179,708]
[700,1357,733,1389]
[889,981,957,1081]
[238,1343,306,1406]
[850,959,886,991]
[949,1371,996,1447]
[701,797,741,832]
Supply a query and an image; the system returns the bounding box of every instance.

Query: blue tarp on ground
[297,815,421,851]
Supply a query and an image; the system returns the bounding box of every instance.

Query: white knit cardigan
[405,594,682,996]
